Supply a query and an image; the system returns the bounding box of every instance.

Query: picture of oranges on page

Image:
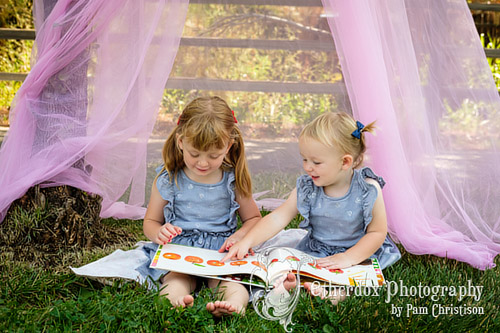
[163,253,181,260]
[207,260,225,267]
[185,256,205,267]
[151,244,385,288]
[230,260,248,266]
[184,256,203,263]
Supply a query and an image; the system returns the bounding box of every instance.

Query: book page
[288,248,384,287]
[150,243,268,282]
[150,244,385,287]
[250,247,385,287]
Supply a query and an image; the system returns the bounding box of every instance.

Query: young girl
[143,96,261,316]
[223,112,401,299]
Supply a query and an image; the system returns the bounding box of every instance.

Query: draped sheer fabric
[322,0,499,269]
[0,0,189,220]
[0,0,498,269]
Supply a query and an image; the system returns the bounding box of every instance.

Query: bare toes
[283,273,297,291]
[182,295,194,307]
[207,301,240,317]
[175,294,194,307]
[206,302,215,312]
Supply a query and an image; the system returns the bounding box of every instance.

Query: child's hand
[218,231,255,255]
[221,240,252,262]
[155,223,182,245]
[316,253,353,270]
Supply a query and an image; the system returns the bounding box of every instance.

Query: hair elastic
[351,121,365,139]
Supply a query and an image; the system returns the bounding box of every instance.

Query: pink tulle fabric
[0,0,498,270]
[0,0,189,220]
[322,0,499,269]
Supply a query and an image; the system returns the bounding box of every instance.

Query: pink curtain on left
[0,0,189,221]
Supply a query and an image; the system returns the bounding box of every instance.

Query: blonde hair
[299,112,376,169]
[161,96,252,197]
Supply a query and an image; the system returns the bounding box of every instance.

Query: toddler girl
[223,112,401,299]
[143,96,261,316]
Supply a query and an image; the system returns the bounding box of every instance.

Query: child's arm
[143,182,182,245]
[316,179,388,269]
[221,188,300,261]
[218,192,262,252]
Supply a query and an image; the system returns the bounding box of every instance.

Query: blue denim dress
[295,167,401,269]
[137,167,239,281]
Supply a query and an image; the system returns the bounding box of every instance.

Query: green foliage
[161,90,338,128]
[0,0,34,118]
[0,0,33,28]
[481,33,500,91]
[439,97,500,150]
[162,4,343,126]
[2,1,500,132]
[0,205,49,244]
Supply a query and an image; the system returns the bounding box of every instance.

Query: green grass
[1,216,499,332]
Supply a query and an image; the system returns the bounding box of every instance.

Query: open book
[150,243,385,288]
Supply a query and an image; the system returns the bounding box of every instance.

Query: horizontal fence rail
[166,77,345,94]
[0,29,335,51]
[1,2,500,93]
[468,3,500,12]
[189,0,323,6]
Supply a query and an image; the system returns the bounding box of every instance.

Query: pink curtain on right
[322,0,500,269]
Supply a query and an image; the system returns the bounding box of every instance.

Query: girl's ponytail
[226,126,252,198]
[351,119,376,169]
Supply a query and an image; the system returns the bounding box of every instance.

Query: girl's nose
[198,159,208,167]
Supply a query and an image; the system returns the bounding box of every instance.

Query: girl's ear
[341,154,354,170]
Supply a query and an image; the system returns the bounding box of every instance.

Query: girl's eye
[209,155,221,159]
[190,153,199,158]
[313,161,321,165]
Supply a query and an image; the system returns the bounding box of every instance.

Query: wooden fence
[1,0,500,95]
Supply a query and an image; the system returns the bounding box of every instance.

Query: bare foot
[206,300,244,317]
[303,282,347,305]
[282,273,297,291]
[174,295,194,308]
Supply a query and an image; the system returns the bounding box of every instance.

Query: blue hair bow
[351,121,365,139]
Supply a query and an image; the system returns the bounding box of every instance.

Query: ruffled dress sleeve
[296,175,315,230]
[155,165,175,223]
[357,167,385,231]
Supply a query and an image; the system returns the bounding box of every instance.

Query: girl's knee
[161,272,196,290]
[219,281,249,299]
